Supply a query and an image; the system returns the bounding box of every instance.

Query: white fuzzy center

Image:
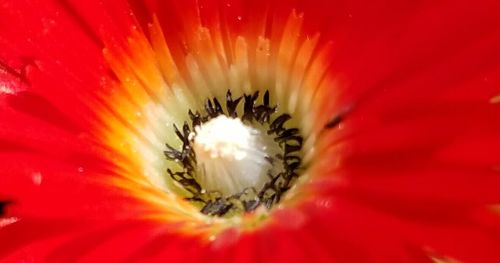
[192,115,270,196]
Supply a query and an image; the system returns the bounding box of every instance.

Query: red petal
[1,0,500,262]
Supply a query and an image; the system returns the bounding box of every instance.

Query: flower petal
[1,0,500,262]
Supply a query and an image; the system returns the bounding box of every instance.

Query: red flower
[1,0,500,262]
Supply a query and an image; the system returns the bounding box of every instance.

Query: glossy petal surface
[1,0,500,262]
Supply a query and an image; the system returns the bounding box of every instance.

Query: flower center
[192,115,270,196]
[164,90,304,217]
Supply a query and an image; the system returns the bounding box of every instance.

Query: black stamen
[205,99,218,118]
[276,128,299,139]
[284,144,301,155]
[188,109,202,127]
[277,135,303,149]
[243,199,259,211]
[253,104,276,124]
[213,97,224,116]
[242,91,259,122]
[263,90,270,106]
[268,114,291,135]
[226,90,242,118]
[201,198,233,216]
[164,144,183,161]
[167,169,201,194]
[173,123,189,146]
[284,155,301,170]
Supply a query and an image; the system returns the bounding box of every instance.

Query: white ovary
[193,115,270,196]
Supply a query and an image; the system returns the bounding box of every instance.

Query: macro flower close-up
[1,0,500,262]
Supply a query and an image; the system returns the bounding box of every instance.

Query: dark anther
[173,123,190,146]
[173,124,185,145]
[201,198,233,216]
[263,90,270,106]
[213,97,224,116]
[167,169,201,194]
[274,128,301,145]
[268,114,291,135]
[277,135,303,149]
[264,194,277,209]
[225,90,242,118]
[166,122,196,171]
[253,90,275,124]
[261,174,280,193]
[284,144,301,155]
[242,91,259,122]
[276,128,299,139]
[181,179,202,194]
[243,200,259,211]
[167,169,188,181]
[186,196,206,203]
[182,122,191,143]
[253,104,275,124]
[273,175,288,189]
[188,109,202,127]
[284,155,301,170]
[164,144,183,161]
[205,99,218,118]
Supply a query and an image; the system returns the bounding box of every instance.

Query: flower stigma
[192,115,270,196]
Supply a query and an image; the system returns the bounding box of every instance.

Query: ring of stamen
[164,90,304,217]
